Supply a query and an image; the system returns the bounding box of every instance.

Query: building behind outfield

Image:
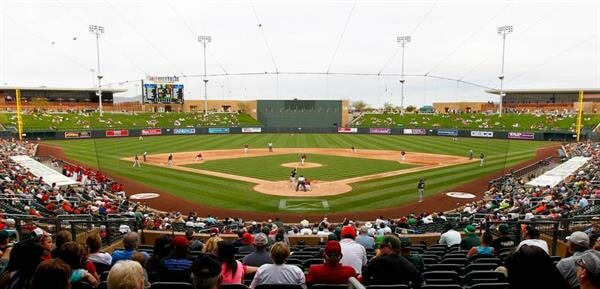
[0,86,127,111]
[486,88,600,112]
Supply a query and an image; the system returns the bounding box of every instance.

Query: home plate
[130,193,160,200]
[446,192,476,199]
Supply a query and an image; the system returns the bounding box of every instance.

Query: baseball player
[167,153,173,167]
[417,179,425,202]
[351,146,356,153]
[296,175,307,192]
[401,150,406,161]
[480,152,485,166]
[290,168,297,184]
[300,154,306,166]
[132,155,141,168]
[268,141,273,152]
[244,144,249,154]
[195,153,203,162]
[469,148,474,160]
[143,151,147,162]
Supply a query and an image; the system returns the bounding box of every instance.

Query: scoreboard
[143,76,184,104]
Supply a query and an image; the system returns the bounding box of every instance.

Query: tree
[351,100,369,112]
[383,102,396,113]
[405,105,417,112]
[237,101,249,113]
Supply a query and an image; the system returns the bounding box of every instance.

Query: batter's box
[279,199,330,211]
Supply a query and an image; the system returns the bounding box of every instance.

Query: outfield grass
[45,134,551,213]
[186,153,416,181]
[355,113,600,132]
[0,112,260,131]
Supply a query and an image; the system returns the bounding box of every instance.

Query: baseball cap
[464,225,476,234]
[242,233,254,245]
[341,226,356,239]
[380,235,401,251]
[324,240,342,256]
[172,236,189,248]
[576,250,600,282]
[399,237,412,248]
[209,227,220,236]
[254,233,268,246]
[192,253,221,278]
[33,228,51,238]
[567,231,590,248]
[498,224,510,234]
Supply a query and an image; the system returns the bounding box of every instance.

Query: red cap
[210,228,220,236]
[242,233,254,245]
[172,236,189,248]
[341,226,356,239]
[324,240,342,256]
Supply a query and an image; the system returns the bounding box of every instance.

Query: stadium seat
[304,258,325,267]
[467,283,509,289]
[463,271,507,286]
[463,263,499,274]
[366,285,409,289]
[310,284,348,289]
[421,285,462,289]
[255,284,304,289]
[472,257,502,265]
[221,284,250,289]
[150,282,194,289]
[424,264,461,273]
[422,271,461,285]
[423,258,439,266]
[440,257,469,267]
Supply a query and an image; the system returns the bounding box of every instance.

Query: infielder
[244,144,249,154]
[133,155,141,168]
[195,153,203,162]
[351,146,356,153]
[167,153,173,167]
[268,141,273,152]
[417,179,425,202]
[480,152,485,166]
[469,149,474,160]
[401,150,406,161]
[143,151,147,162]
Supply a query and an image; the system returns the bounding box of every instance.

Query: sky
[0,0,599,108]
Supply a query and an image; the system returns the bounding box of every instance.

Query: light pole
[89,25,104,116]
[397,35,411,113]
[497,25,513,117]
[198,35,211,117]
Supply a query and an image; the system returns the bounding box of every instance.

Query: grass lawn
[44,134,552,213]
[186,153,416,181]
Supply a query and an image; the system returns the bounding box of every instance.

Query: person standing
[142,151,147,162]
[167,153,173,167]
[133,155,141,168]
[401,151,406,161]
[300,154,306,166]
[417,179,425,202]
[351,146,356,153]
[268,142,273,152]
[480,152,485,166]
[195,153,203,162]
[296,175,307,192]
[469,148,473,160]
[290,168,297,185]
[244,144,249,154]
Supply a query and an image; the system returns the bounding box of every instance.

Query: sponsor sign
[141,128,162,136]
[208,128,230,134]
[437,129,458,136]
[471,130,494,138]
[105,130,129,137]
[242,127,262,133]
[64,131,91,139]
[508,132,535,140]
[403,128,426,135]
[146,75,179,83]
[173,128,196,135]
[337,127,358,133]
[369,128,391,134]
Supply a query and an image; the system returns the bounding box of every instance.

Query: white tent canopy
[526,156,591,188]
[10,155,79,187]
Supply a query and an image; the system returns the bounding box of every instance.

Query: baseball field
[41,134,554,217]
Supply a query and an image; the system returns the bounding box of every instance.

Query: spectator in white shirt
[516,225,549,254]
[339,226,367,274]
[439,223,461,247]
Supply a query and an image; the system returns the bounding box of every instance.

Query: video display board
[143,77,184,104]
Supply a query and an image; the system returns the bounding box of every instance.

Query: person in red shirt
[306,240,357,285]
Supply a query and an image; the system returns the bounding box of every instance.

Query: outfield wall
[8,126,579,142]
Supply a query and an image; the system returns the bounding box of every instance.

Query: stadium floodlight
[89,25,105,116]
[397,35,411,113]
[198,35,212,116]
[497,25,513,116]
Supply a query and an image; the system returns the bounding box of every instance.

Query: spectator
[111,232,150,265]
[238,233,255,254]
[250,242,306,289]
[130,252,151,288]
[399,237,424,273]
[306,240,357,285]
[146,234,172,272]
[516,226,549,254]
[505,245,569,289]
[51,230,72,258]
[107,260,145,289]
[576,250,600,289]
[242,233,273,267]
[355,226,375,250]
[0,231,11,266]
[439,223,461,247]
[55,241,99,286]
[557,231,591,289]
[0,241,45,289]
[33,228,53,261]
[202,236,223,256]
[339,226,367,274]
[460,225,480,250]
[467,232,495,258]
[491,224,516,252]
[362,235,424,288]
[191,254,222,289]
[217,241,257,284]
[158,236,195,282]
[186,229,204,252]
[30,259,71,289]
[86,233,112,271]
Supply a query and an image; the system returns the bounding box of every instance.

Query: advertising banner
[508,132,535,140]
[369,128,391,134]
[437,129,458,136]
[141,129,162,136]
[403,128,426,135]
[208,128,230,134]
[470,131,494,138]
[173,128,196,135]
[106,130,129,137]
[64,131,91,139]
[242,127,262,133]
[337,127,358,133]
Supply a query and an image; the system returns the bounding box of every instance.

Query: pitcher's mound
[281,162,322,168]
[254,181,352,196]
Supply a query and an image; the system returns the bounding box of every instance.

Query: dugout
[257,99,349,127]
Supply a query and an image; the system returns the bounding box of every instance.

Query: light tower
[89,25,105,116]
[497,25,513,116]
[197,35,212,117]
[397,35,411,113]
